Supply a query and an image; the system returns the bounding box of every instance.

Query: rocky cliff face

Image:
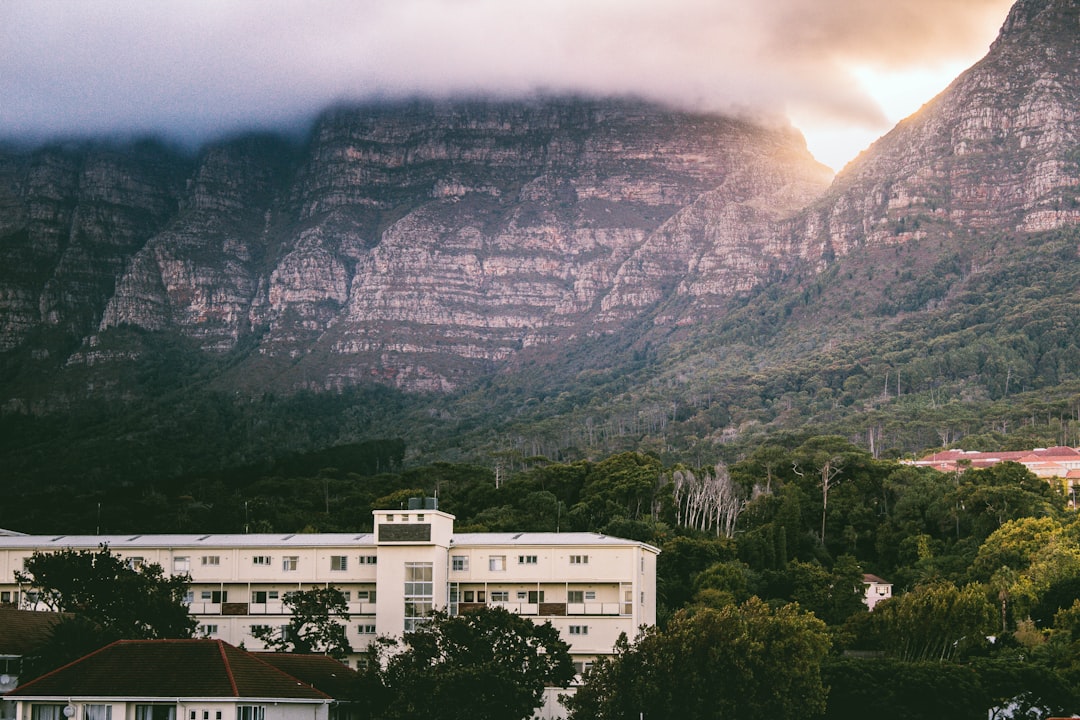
[0,99,830,396]
[3,0,1078,402]
[790,0,1080,264]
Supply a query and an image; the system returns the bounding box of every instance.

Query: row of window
[383,514,425,522]
[188,589,377,604]
[459,554,589,572]
[188,588,599,606]
[171,554,378,572]
[96,551,593,575]
[30,707,263,720]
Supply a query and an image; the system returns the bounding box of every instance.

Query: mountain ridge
[2,0,1080,483]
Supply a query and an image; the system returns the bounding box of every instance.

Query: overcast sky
[1,0,1014,170]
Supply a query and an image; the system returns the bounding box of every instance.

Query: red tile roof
[251,653,361,700]
[6,640,331,700]
[0,607,67,656]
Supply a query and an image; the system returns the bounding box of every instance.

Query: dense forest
[8,435,1080,716]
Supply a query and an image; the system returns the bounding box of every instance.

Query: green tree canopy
[15,545,195,639]
[251,586,352,658]
[566,597,831,720]
[367,606,574,720]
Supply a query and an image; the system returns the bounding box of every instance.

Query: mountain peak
[996,0,1080,44]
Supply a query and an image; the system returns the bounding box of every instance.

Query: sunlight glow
[795,61,971,174]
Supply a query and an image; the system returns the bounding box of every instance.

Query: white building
[862,573,892,610]
[0,503,659,717]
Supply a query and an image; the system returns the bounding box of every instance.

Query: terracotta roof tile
[0,607,67,656]
[6,640,330,700]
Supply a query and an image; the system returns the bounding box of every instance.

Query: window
[100,707,130,720]
[463,590,474,602]
[252,591,268,604]
[585,591,596,601]
[529,590,545,603]
[362,555,377,564]
[574,661,595,676]
[0,590,15,604]
[183,591,194,604]
[251,624,272,634]
[201,590,227,603]
[341,591,352,601]
[31,705,66,720]
[331,555,348,571]
[201,555,220,566]
[569,625,589,635]
[173,556,191,572]
[236,707,264,720]
[567,591,583,604]
[358,624,376,634]
[199,624,218,635]
[517,591,528,600]
[283,556,298,571]
[252,555,271,565]
[404,562,434,631]
[451,555,468,571]
[489,556,506,571]
[386,514,394,521]
[135,706,176,720]
[126,556,145,570]
[268,590,279,600]
[490,591,509,601]
[519,555,537,565]
[570,555,589,564]
[417,514,425,521]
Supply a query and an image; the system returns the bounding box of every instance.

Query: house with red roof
[3,640,335,720]
[909,446,1080,507]
[862,574,892,610]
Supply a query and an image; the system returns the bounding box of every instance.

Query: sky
[1,0,1015,172]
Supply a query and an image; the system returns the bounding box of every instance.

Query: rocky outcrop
[791,0,1080,262]
[2,99,828,394]
[0,143,185,353]
[3,0,1078,400]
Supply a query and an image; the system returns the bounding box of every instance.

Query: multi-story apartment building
[0,502,659,718]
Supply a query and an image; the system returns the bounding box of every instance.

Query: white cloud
[0,0,1014,163]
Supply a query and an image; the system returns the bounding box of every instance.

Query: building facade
[0,505,659,716]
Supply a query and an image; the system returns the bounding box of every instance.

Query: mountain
[2,0,1080,485]
[0,99,829,401]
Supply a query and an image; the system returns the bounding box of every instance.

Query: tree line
[9,435,1080,716]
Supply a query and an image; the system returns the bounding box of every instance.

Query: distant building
[862,574,892,610]
[909,446,1080,507]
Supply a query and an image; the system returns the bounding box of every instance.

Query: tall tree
[251,586,352,658]
[15,545,195,639]
[366,606,574,720]
[567,598,831,720]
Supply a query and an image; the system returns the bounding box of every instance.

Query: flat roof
[0,531,659,553]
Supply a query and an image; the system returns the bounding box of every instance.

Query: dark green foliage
[15,546,196,640]
[366,606,574,720]
[251,586,352,658]
[566,598,831,720]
